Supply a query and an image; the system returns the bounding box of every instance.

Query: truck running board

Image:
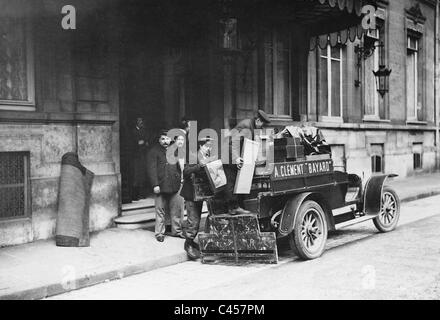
[335,216,375,230]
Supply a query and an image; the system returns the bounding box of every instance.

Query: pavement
[1,171,440,300]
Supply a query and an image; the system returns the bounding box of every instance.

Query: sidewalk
[1,171,440,300]
[386,172,440,203]
[0,229,188,300]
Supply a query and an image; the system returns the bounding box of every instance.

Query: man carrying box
[180,137,214,259]
[223,109,271,215]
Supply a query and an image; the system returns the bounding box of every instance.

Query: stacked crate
[198,213,278,264]
[274,137,305,162]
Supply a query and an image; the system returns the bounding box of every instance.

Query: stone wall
[323,127,437,179]
[0,123,119,247]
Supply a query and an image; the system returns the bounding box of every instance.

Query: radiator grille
[0,152,30,219]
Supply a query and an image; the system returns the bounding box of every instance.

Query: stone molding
[0,111,118,125]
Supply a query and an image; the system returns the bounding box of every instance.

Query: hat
[257,109,271,124]
[198,136,214,146]
[172,129,186,140]
[158,128,169,137]
[198,136,214,143]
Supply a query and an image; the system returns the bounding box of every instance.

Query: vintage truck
[196,138,400,262]
[239,156,400,260]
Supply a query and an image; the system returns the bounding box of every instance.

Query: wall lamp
[354,39,392,96]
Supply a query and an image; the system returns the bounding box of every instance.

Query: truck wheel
[373,186,400,233]
[289,200,328,260]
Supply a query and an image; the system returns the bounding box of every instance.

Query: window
[413,143,423,170]
[73,15,110,113]
[331,145,346,172]
[0,17,35,111]
[406,35,422,121]
[318,44,344,120]
[364,22,386,120]
[263,28,291,116]
[0,152,31,220]
[371,144,384,173]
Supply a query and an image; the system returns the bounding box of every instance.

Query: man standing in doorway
[132,117,149,200]
[147,130,184,242]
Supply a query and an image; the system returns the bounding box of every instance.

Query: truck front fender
[363,174,398,216]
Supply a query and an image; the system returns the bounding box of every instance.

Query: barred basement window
[413,143,423,170]
[371,144,384,174]
[413,153,422,170]
[0,152,31,220]
[371,155,383,173]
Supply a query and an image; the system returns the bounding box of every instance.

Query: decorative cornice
[418,0,437,9]
[406,3,427,24]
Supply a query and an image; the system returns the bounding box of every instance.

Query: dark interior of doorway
[119,3,167,204]
[118,1,210,204]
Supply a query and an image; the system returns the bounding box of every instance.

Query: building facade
[0,0,439,247]
[0,0,121,246]
[309,0,440,180]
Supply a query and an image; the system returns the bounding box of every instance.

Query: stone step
[122,198,155,212]
[122,207,155,217]
[114,212,156,230]
[116,199,210,230]
[115,210,210,230]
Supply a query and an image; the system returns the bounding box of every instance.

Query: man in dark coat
[180,137,213,259]
[147,130,183,242]
[131,117,149,200]
[222,109,271,215]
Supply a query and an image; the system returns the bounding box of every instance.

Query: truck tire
[289,200,328,260]
[373,186,400,233]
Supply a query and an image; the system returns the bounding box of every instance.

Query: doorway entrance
[118,2,192,204]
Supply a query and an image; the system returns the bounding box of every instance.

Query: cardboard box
[274,145,305,162]
[274,137,302,147]
[192,172,214,201]
[204,160,227,193]
[286,145,305,159]
[234,139,260,194]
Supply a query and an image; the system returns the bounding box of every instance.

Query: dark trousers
[184,200,203,240]
[222,164,240,210]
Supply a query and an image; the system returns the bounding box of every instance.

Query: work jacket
[228,118,257,163]
[180,150,210,201]
[146,143,181,194]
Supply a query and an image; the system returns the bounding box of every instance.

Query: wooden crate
[192,172,214,202]
[198,213,278,264]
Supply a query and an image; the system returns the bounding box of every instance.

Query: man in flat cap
[230,109,271,165]
[223,109,271,215]
[180,136,214,259]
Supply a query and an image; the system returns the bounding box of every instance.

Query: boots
[184,239,200,260]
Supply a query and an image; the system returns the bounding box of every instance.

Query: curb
[0,252,189,300]
[399,189,440,204]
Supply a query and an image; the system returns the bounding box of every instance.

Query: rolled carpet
[56,152,94,247]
